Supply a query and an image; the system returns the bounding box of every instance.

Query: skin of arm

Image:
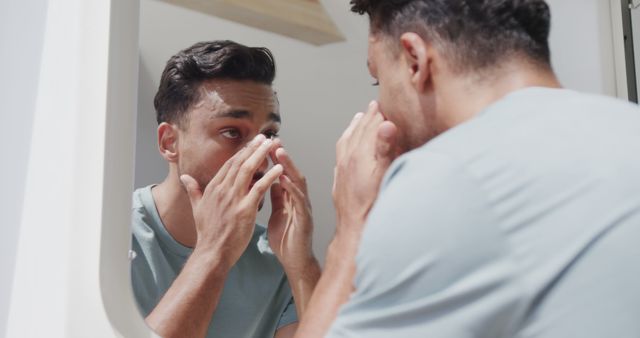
[275,323,298,338]
[145,135,284,338]
[294,101,398,338]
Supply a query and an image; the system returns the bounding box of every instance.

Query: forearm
[293,234,360,338]
[145,247,229,338]
[284,257,322,319]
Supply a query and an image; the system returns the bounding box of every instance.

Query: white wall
[135,0,619,265]
[0,1,48,335]
[547,0,617,96]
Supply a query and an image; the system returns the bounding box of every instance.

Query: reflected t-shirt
[328,88,640,337]
[130,185,297,338]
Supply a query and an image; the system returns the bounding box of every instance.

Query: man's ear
[400,32,431,93]
[158,122,179,163]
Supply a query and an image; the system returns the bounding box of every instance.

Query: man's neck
[152,169,198,248]
[435,61,562,130]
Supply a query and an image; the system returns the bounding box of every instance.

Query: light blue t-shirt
[329,88,640,337]
[130,185,297,338]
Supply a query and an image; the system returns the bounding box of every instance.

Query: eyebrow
[269,112,281,123]
[214,109,281,123]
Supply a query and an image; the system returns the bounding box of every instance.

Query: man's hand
[148,135,283,338]
[268,139,321,317]
[333,100,398,238]
[180,134,283,270]
[293,101,398,338]
[268,139,316,272]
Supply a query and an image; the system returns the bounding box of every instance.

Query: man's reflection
[130,40,321,338]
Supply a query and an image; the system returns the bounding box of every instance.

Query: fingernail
[369,100,377,108]
[262,139,273,146]
[179,175,189,188]
[379,127,394,138]
[254,134,266,143]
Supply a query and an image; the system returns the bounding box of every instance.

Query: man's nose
[244,133,271,173]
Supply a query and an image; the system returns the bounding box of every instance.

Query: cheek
[179,139,235,185]
[378,81,416,145]
[378,79,405,122]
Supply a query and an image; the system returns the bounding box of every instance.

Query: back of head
[350,0,552,74]
[154,40,276,126]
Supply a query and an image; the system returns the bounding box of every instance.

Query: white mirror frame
[6,0,157,336]
[611,0,637,101]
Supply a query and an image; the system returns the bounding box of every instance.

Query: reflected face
[176,80,280,195]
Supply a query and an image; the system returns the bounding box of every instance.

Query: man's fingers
[279,174,307,206]
[337,112,364,159]
[270,180,285,212]
[378,120,397,141]
[349,101,381,147]
[340,112,364,141]
[180,174,202,208]
[271,137,283,150]
[222,134,267,186]
[274,148,306,189]
[247,164,284,205]
[235,138,275,189]
[359,101,385,141]
[269,138,283,165]
[376,121,399,166]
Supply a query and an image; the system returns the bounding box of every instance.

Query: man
[297,1,640,337]
[130,40,320,338]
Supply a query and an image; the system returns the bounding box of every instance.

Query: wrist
[191,244,233,276]
[284,253,320,271]
[282,253,320,276]
[321,236,359,287]
[327,232,361,267]
[335,211,367,238]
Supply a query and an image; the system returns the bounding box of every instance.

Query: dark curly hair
[350,0,551,72]
[154,40,276,126]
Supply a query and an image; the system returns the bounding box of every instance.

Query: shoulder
[345,148,522,335]
[131,185,158,238]
[379,147,474,199]
[368,147,503,248]
[358,147,513,287]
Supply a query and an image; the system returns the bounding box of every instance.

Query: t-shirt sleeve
[276,296,298,329]
[326,151,525,338]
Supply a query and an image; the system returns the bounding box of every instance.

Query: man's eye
[220,129,241,139]
[262,130,280,139]
[372,80,380,87]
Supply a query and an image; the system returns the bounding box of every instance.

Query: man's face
[176,80,280,194]
[367,34,439,151]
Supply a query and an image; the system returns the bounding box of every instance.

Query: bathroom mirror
[129,1,631,336]
[3,0,630,337]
